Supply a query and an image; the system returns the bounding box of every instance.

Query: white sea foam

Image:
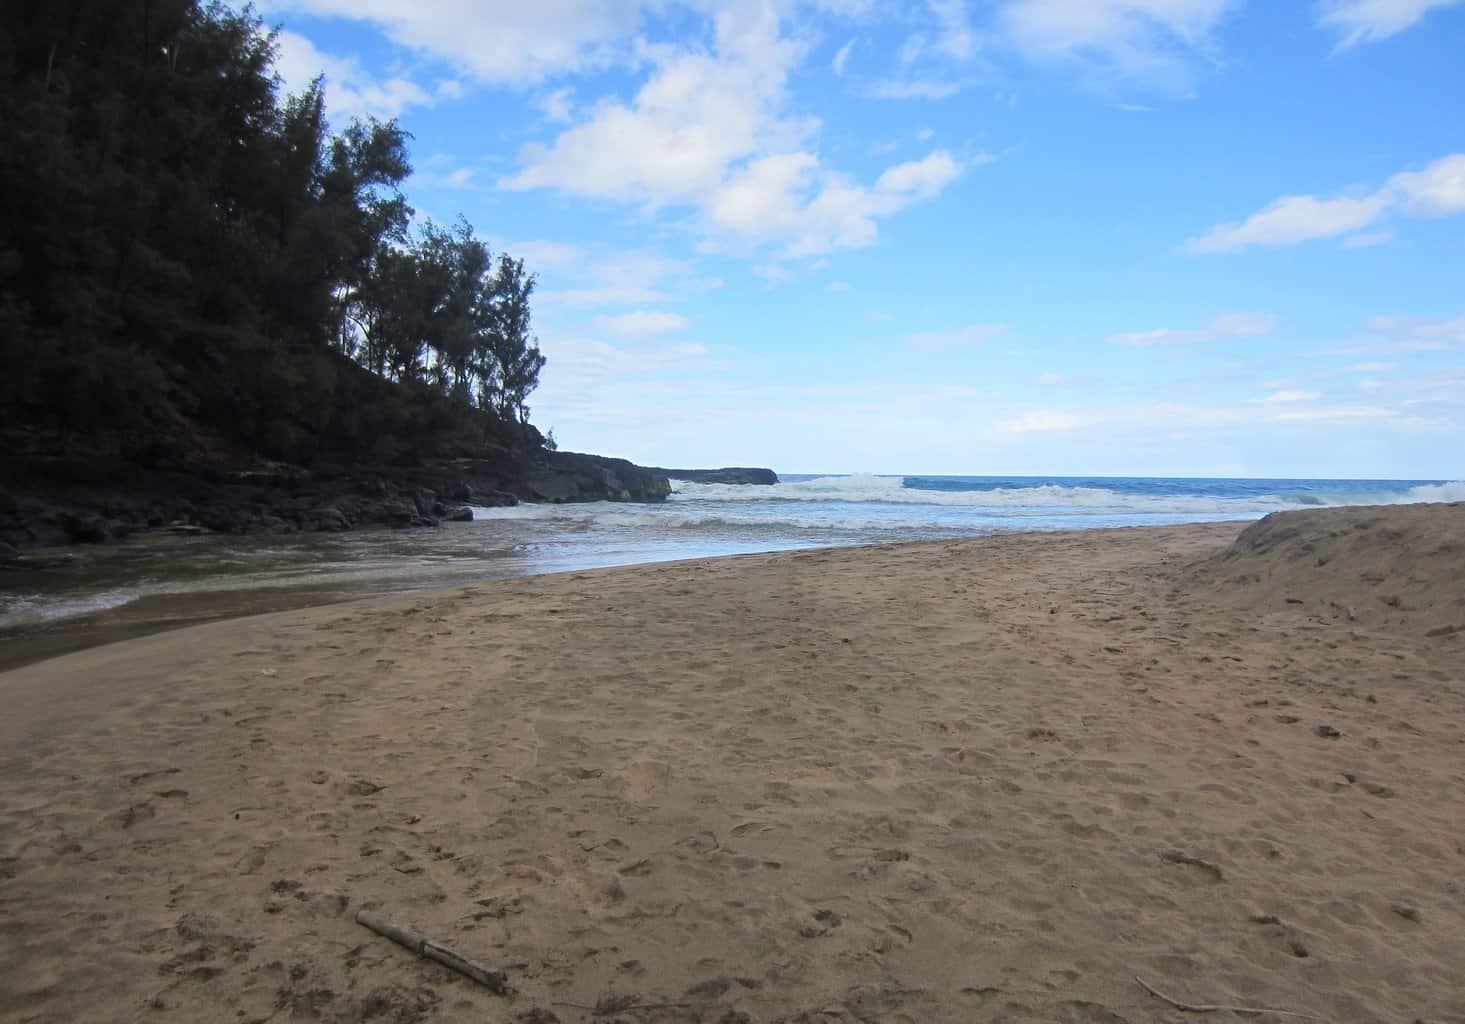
[0,589,138,629]
[471,478,1465,534]
[1402,481,1465,503]
[664,475,1464,513]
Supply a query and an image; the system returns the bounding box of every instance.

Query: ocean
[2,474,1461,635]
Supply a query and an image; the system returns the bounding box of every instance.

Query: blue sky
[262,0,1464,478]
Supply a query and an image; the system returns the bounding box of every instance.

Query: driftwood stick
[1134,976,1324,1020]
[356,909,508,994]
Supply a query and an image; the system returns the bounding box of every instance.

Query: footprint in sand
[112,801,156,829]
[621,761,671,801]
[799,907,843,938]
[730,820,780,837]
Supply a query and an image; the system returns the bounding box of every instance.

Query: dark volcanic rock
[0,438,700,551]
[301,506,350,532]
[59,511,129,544]
[651,467,778,485]
[373,499,420,528]
[477,490,518,507]
[518,452,672,503]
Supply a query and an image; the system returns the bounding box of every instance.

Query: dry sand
[2,505,1463,1024]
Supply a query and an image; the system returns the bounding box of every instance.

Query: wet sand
[2,507,1463,1023]
[0,583,392,674]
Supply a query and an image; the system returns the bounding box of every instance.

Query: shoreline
[4,506,1462,1022]
[0,520,1244,674]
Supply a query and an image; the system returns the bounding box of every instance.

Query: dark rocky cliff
[0,446,672,552]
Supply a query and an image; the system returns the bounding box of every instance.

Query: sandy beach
[2,505,1462,1023]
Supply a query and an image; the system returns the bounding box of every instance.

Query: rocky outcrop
[0,447,677,550]
[519,451,672,503]
[651,467,779,485]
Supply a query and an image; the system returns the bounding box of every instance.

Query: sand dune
[2,509,1463,1023]
[1186,502,1465,638]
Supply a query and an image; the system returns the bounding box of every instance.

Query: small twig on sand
[1135,976,1325,1020]
[553,999,692,1017]
[356,909,507,994]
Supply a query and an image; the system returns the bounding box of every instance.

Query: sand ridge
[1,510,1463,1023]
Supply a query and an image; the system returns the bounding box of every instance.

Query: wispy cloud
[1186,153,1465,252]
[537,250,720,309]
[832,38,855,75]
[1318,0,1465,48]
[997,0,1237,92]
[594,310,691,337]
[1109,311,1276,345]
[262,0,652,85]
[1365,314,1465,343]
[273,30,438,121]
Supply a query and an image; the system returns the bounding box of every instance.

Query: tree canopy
[0,0,546,465]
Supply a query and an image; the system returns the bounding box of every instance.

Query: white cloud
[905,323,1008,351]
[876,151,964,197]
[1109,311,1276,345]
[1186,193,1391,253]
[502,38,806,206]
[1389,153,1465,217]
[1318,0,1465,48]
[262,0,652,85]
[710,153,821,238]
[998,0,1236,89]
[273,29,436,121]
[1187,153,1465,252]
[594,311,691,337]
[833,38,855,75]
[500,7,968,259]
[500,9,797,205]
[537,88,576,124]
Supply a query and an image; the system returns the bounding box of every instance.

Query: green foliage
[0,0,546,464]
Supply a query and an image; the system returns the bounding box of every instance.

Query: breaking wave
[664,474,1464,514]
